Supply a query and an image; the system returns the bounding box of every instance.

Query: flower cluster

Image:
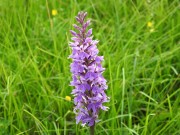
[69,12,109,127]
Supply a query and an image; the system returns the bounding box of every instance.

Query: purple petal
[83,20,91,29]
[86,28,92,37]
[70,30,78,36]
[73,24,82,31]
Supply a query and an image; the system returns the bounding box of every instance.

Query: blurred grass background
[0,0,180,134]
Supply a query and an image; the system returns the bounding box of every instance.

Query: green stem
[90,124,95,135]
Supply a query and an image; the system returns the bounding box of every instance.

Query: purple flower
[69,11,109,127]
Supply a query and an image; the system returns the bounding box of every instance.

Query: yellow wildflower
[65,96,71,101]
[147,21,153,28]
[150,28,155,33]
[52,9,58,16]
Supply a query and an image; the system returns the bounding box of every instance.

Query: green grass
[0,0,180,134]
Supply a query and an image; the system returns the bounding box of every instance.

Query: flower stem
[90,124,95,135]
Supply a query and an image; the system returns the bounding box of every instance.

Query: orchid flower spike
[69,11,109,127]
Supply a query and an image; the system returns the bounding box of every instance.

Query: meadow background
[0,0,179,134]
